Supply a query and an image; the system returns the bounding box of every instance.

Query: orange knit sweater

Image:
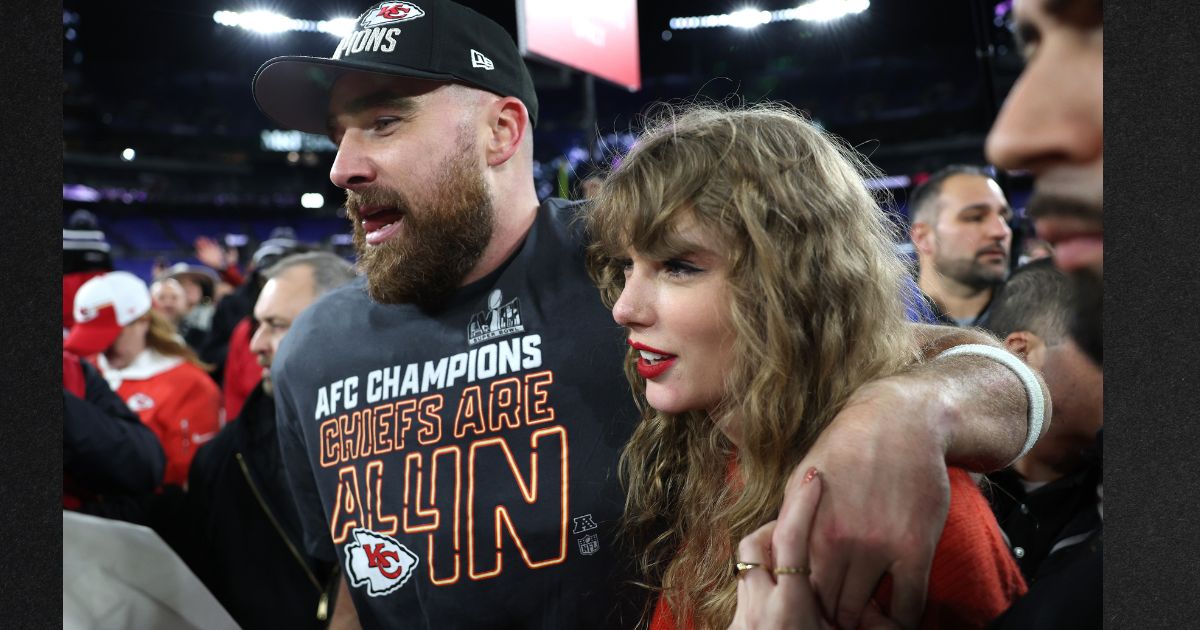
[650,466,1026,630]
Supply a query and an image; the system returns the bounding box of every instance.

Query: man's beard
[934,249,1009,290]
[1069,269,1103,366]
[346,145,494,308]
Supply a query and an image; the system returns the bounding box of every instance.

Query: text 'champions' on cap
[252,0,538,135]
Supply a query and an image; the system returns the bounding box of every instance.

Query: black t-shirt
[274,199,645,629]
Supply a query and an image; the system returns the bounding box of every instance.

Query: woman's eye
[616,258,634,276]
[663,259,702,276]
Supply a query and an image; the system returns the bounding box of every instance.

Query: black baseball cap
[253,0,538,134]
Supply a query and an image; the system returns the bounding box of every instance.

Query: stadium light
[728,9,771,29]
[213,10,355,37]
[121,148,136,161]
[301,193,326,209]
[669,0,868,30]
[318,18,357,37]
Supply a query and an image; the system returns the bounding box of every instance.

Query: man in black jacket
[64,349,166,510]
[182,252,356,630]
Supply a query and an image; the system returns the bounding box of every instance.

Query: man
[983,1,1102,627]
[985,0,1102,365]
[63,209,113,337]
[908,165,1014,327]
[63,348,166,512]
[984,259,1102,578]
[252,2,1049,627]
[181,252,357,630]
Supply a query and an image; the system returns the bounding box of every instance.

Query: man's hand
[777,380,951,630]
[770,323,1047,629]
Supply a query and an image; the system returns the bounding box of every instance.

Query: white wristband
[936,343,1046,466]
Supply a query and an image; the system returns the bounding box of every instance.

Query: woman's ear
[484,97,528,167]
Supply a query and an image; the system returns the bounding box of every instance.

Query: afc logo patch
[344,528,419,596]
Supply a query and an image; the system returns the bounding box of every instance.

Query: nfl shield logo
[577,534,600,556]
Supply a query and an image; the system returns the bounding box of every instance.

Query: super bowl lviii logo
[345,528,420,596]
[468,289,524,345]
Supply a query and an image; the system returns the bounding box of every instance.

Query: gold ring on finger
[734,561,764,577]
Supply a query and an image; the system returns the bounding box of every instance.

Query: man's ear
[910,220,935,257]
[1004,330,1046,369]
[484,96,528,167]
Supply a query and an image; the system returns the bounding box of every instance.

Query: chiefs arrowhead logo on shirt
[345,528,419,596]
[125,392,156,412]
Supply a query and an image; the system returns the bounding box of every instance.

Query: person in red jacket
[63,209,113,336]
[586,105,1029,629]
[65,271,222,488]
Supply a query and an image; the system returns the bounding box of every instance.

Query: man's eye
[373,117,400,131]
[616,258,633,275]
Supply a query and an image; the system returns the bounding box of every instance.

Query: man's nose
[329,131,377,191]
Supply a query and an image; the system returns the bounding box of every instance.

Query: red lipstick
[628,340,677,379]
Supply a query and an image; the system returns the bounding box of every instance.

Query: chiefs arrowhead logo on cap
[360,2,426,28]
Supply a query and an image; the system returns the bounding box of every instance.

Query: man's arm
[905,322,1050,468]
[327,574,362,630]
[64,359,166,494]
[772,323,1050,629]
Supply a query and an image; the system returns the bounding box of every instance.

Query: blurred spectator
[162,262,221,352]
[63,209,113,336]
[199,228,306,397]
[149,277,188,330]
[64,271,221,488]
[984,259,1102,582]
[908,165,1013,327]
[180,252,355,630]
[220,318,259,420]
[194,235,245,287]
[1018,237,1055,268]
[213,279,237,305]
[64,349,166,511]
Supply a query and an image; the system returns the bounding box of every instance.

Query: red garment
[222,317,262,420]
[63,270,107,330]
[650,467,1026,630]
[99,351,222,487]
[217,264,245,288]
[63,350,87,509]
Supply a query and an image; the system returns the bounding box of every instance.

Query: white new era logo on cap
[470,49,494,70]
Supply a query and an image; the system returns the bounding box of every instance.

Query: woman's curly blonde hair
[585,103,920,629]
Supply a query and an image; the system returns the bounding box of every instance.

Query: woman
[586,105,1025,629]
[65,271,222,487]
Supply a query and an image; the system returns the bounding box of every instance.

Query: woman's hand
[730,469,840,629]
[736,465,907,630]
